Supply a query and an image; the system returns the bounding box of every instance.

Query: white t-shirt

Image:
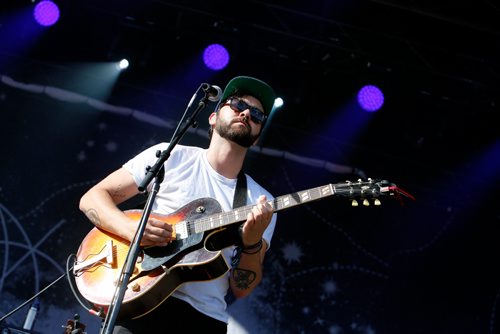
[123,143,277,323]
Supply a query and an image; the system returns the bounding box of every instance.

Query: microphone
[202,83,222,102]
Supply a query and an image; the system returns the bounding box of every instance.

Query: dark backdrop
[1,1,499,333]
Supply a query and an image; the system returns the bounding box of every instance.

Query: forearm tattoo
[232,268,256,290]
[85,208,101,227]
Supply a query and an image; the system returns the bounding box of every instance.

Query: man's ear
[208,112,217,126]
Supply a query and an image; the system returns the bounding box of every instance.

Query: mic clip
[201,83,222,102]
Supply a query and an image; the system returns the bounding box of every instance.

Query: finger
[149,219,174,235]
[144,222,173,245]
[143,234,171,247]
[258,202,272,216]
[148,226,171,239]
[257,195,267,205]
[257,195,273,215]
[255,203,272,221]
[246,211,256,224]
[149,219,173,232]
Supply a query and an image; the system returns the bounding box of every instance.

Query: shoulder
[175,144,204,153]
[170,144,205,159]
[127,143,204,166]
[145,143,205,157]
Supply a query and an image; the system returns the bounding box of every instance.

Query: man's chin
[216,124,255,147]
[229,134,255,148]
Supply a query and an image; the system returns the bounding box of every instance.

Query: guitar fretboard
[192,184,336,234]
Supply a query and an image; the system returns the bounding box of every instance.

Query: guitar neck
[192,183,337,234]
[271,183,336,212]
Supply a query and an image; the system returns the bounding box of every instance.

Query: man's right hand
[140,218,174,247]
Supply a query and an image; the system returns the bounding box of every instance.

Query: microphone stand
[99,84,216,334]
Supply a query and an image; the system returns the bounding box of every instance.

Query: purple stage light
[357,85,384,112]
[34,1,60,27]
[203,44,230,71]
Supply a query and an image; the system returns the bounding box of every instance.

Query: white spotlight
[274,97,284,109]
[118,59,129,70]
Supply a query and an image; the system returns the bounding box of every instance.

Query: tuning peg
[374,198,381,206]
[351,199,359,207]
[363,199,370,206]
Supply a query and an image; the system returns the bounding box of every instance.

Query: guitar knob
[374,199,381,206]
[131,283,140,292]
[363,199,370,206]
[351,199,359,207]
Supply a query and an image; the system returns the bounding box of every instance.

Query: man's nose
[239,109,250,118]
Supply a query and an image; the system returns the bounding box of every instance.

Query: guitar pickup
[174,221,189,240]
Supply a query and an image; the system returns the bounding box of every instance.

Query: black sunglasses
[224,98,267,124]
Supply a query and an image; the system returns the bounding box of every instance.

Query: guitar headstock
[337,178,415,207]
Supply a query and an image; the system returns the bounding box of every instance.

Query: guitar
[73,179,411,320]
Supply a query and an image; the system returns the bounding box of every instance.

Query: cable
[0,253,104,325]
[66,254,104,318]
[0,269,67,322]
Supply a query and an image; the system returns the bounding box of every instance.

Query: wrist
[242,239,263,254]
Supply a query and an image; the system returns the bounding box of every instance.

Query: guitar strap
[231,170,247,246]
[205,170,247,251]
[233,170,248,209]
[225,170,247,305]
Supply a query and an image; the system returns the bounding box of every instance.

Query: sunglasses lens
[229,99,266,124]
[250,109,265,124]
[228,99,243,112]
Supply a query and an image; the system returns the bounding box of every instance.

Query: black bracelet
[242,239,263,254]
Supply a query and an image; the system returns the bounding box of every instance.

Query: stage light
[118,59,129,70]
[357,85,384,112]
[203,44,230,71]
[33,1,60,27]
[274,97,284,109]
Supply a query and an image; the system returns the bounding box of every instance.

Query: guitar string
[182,187,328,235]
[178,181,381,236]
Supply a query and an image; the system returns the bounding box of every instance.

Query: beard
[215,117,258,148]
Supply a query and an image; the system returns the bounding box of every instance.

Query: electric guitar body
[74,198,231,320]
